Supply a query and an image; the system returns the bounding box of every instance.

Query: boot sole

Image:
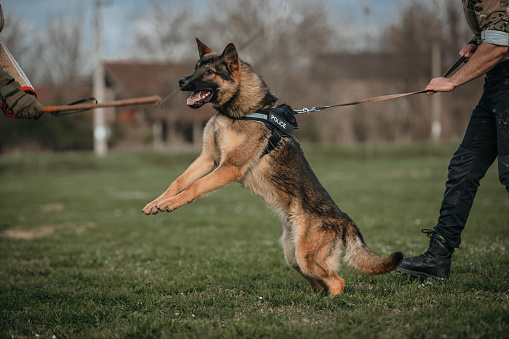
[396,267,447,280]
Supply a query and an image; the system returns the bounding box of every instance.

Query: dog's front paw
[155,199,176,213]
[142,201,160,215]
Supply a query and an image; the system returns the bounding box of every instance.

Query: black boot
[396,229,454,279]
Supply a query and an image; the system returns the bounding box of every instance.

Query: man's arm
[425,42,508,95]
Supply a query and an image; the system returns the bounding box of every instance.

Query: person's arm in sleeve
[425,42,507,94]
[0,66,44,119]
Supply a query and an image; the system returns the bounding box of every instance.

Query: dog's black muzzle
[179,75,193,91]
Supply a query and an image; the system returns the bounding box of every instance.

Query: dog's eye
[206,69,214,75]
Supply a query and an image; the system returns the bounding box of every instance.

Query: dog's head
[179,38,240,109]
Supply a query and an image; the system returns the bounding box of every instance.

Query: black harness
[240,104,298,155]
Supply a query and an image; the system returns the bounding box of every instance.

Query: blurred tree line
[0,0,481,152]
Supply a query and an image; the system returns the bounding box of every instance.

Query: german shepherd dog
[142,39,403,295]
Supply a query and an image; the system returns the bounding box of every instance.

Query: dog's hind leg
[294,228,345,296]
[281,227,327,293]
[319,272,345,296]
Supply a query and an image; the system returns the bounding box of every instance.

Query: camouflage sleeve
[472,0,509,45]
[463,0,482,44]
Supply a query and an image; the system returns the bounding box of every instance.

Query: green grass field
[1,142,507,338]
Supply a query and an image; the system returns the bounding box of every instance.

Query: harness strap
[263,124,283,156]
[244,112,267,121]
[240,103,298,155]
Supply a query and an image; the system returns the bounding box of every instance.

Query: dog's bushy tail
[342,221,403,275]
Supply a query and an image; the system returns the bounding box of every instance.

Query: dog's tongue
[187,91,209,106]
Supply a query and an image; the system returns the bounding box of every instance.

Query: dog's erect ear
[196,38,213,58]
[221,43,239,74]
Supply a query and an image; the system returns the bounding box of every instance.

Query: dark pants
[434,61,509,248]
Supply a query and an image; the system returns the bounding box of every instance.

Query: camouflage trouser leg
[434,61,509,248]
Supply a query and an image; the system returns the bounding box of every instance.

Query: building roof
[36,82,91,107]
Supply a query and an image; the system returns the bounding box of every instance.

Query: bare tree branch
[33,17,88,85]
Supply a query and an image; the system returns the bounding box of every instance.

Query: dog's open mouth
[186,89,213,108]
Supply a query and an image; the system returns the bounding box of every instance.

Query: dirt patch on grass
[2,222,97,239]
[3,226,55,240]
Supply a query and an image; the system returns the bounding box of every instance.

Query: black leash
[444,55,466,77]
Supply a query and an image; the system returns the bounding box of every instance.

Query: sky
[3,0,405,60]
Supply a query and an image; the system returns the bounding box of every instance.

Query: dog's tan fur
[142,39,402,295]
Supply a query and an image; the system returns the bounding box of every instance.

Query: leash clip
[295,107,319,115]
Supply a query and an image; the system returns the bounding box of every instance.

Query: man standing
[397,0,509,279]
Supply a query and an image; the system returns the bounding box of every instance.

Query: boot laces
[421,228,453,255]
[411,229,440,259]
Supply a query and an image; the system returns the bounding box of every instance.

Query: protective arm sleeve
[0,66,43,119]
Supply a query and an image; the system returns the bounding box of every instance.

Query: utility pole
[93,0,107,156]
[430,0,442,141]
